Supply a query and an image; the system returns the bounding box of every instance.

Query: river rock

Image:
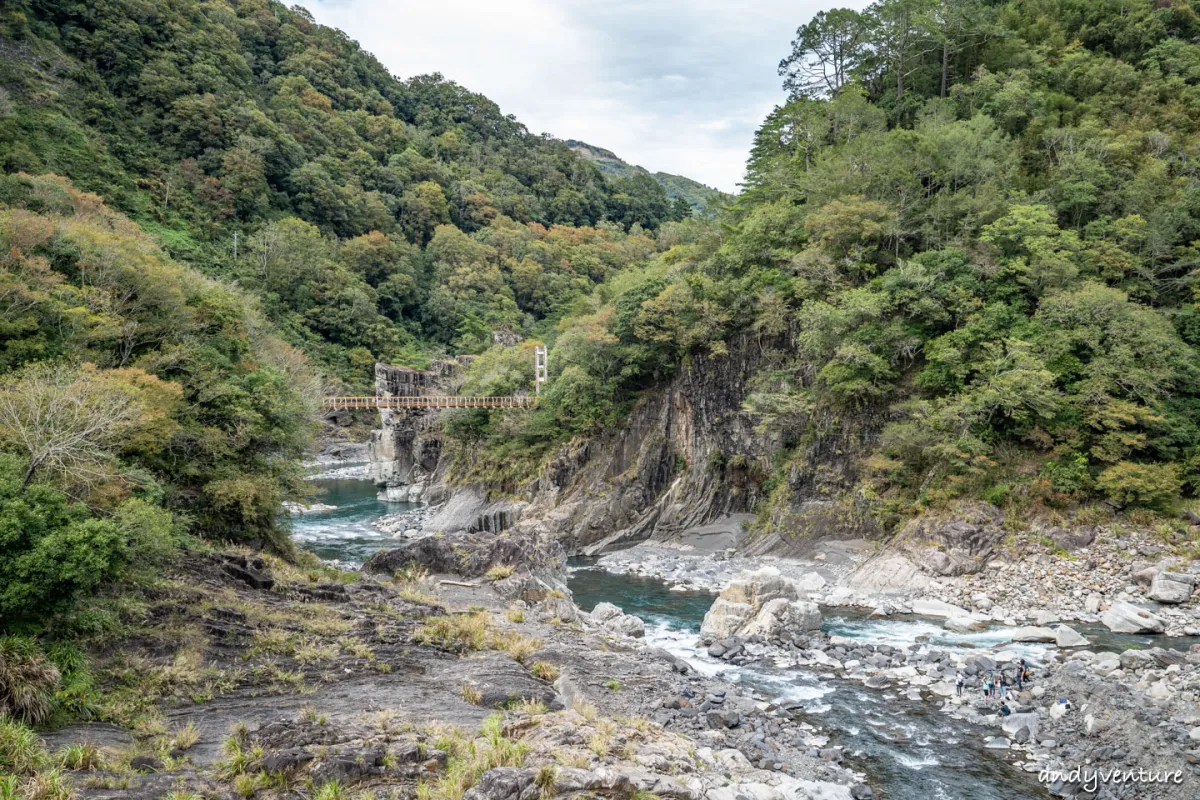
[1010,626,1057,643]
[700,568,820,639]
[740,598,822,638]
[985,737,1010,749]
[1100,601,1166,634]
[589,602,645,638]
[1084,594,1102,614]
[1118,649,1155,671]
[891,502,1006,576]
[911,598,970,618]
[1002,712,1039,741]
[1052,624,1089,648]
[945,616,988,633]
[1149,572,1196,604]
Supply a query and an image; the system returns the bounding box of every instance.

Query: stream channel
[292,472,1177,799]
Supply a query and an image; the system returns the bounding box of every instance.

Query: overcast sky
[305,1,868,194]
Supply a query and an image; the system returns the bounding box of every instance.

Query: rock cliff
[369,335,885,554]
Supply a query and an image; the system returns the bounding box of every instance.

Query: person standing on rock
[983,673,993,699]
[998,672,1008,699]
[1015,661,1024,691]
[956,672,965,696]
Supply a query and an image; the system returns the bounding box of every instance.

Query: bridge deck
[323,395,534,410]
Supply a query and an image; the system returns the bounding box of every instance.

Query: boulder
[589,602,644,638]
[1100,601,1166,634]
[1084,595,1102,614]
[911,598,970,618]
[1118,649,1155,671]
[741,598,822,638]
[795,572,828,593]
[701,568,820,639]
[1034,610,1059,626]
[1052,625,1089,648]
[1001,712,1039,741]
[1047,526,1097,551]
[945,616,988,633]
[893,502,1006,576]
[1009,626,1058,643]
[1149,572,1196,604]
[364,529,564,592]
[701,597,755,640]
[846,553,932,595]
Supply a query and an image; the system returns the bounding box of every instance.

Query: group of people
[954,658,1034,703]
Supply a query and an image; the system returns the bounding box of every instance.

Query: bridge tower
[535,345,548,395]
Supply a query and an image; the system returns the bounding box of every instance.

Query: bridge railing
[323,395,535,410]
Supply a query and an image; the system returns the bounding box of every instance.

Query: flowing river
[288,474,1181,799]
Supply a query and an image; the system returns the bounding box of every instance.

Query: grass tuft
[0,637,60,724]
[485,565,515,581]
[530,662,559,682]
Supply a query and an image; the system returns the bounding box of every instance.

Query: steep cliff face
[369,336,888,554]
[368,359,470,502]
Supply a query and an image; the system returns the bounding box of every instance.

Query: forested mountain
[0,0,688,385]
[566,139,731,214]
[455,0,1200,525]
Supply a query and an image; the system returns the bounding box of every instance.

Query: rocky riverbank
[680,564,1200,799]
[37,534,872,800]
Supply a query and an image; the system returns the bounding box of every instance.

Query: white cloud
[306,0,866,193]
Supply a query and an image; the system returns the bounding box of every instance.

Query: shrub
[1040,453,1093,494]
[0,456,126,627]
[1097,462,1181,511]
[0,637,60,723]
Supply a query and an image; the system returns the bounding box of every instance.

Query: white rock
[1052,624,1090,648]
[1034,610,1059,626]
[985,737,1011,749]
[945,616,988,633]
[1147,679,1173,701]
[1002,712,1039,741]
[794,571,827,593]
[1189,727,1200,742]
[1084,595,1102,614]
[1049,701,1069,720]
[1010,626,1058,643]
[1100,601,1166,634]
[911,597,970,618]
[1149,573,1195,604]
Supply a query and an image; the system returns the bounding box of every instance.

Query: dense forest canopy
[453,0,1200,521]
